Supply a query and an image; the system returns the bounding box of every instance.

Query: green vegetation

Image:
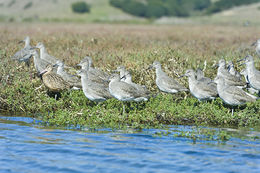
[71,1,90,14]
[110,0,260,18]
[206,0,260,14]
[0,24,259,130]
[23,2,32,10]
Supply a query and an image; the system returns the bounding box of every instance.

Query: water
[0,115,260,173]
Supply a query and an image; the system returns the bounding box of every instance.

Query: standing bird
[55,61,82,88]
[214,76,257,115]
[34,42,60,65]
[196,68,213,84]
[77,58,109,86]
[11,36,32,66]
[77,69,112,103]
[239,55,260,91]
[240,68,259,95]
[227,61,241,79]
[251,39,260,57]
[29,49,50,75]
[115,66,150,96]
[217,59,245,87]
[40,64,71,99]
[184,69,217,101]
[109,73,149,114]
[78,56,109,81]
[149,61,188,94]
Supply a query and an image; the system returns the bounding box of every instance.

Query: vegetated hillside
[109,0,260,18]
[0,0,139,22]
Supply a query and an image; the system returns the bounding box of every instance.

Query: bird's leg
[231,108,234,116]
[55,94,57,100]
[122,102,125,115]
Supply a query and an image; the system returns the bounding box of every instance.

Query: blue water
[0,115,260,173]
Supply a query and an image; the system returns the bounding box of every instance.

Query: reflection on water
[0,115,260,173]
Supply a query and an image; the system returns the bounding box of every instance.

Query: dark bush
[71,1,90,14]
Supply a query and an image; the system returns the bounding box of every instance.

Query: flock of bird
[11,36,260,114]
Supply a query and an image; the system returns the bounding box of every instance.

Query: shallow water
[0,115,260,173]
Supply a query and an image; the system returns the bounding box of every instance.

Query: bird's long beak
[212,64,219,68]
[251,41,257,47]
[40,69,48,75]
[120,75,126,80]
[18,40,24,44]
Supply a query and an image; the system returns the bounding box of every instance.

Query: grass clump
[0,23,259,129]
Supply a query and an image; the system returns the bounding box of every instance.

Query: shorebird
[196,68,213,84]
[78,56,109,81]
[34,42,60,65]
[40,64,71,99]
[77,58,109,86]
[115,66,150,95]
[11,36,32,66]
[55,61,81,88]
[77,69,112,103]
[214,76,257,115]
[240,68,259,94]
[251,39,260,57]
[184,69,217,101]
[149,61,188,94]
[239,55,260,91]
[109,73,149,113]
[217,59,246,87]
[29,49,50,75]
[227,61,241,79]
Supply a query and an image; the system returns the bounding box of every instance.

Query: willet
[55,61,82,88]
[78,56,109,81]
[196,68,212,83]
[217,59,246,87]
[77,69,112,102]
[239,55,260,91]
[240,68,259,94]
[115,66,150,95]
[184,69,217,101]
[149,61,188,93]
[34,42,60,65]
[40,64,71,99]
[252,39,260,57]
[77,59,109,86]
[214,76,257,115]
[29,49,50,75]
[11,36,32,66]
[109,73,149,113]
[227,61,241,79]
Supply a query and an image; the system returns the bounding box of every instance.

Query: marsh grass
[0,23,259,129]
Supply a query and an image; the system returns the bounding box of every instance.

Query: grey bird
[29,49,50,75]
[55,60,82,88]
[150,61,188,93]
[109,73,149,113]
[78,56,109,81]
[240,55,260,91]
[214,76,257,115]
[77,69,112,102]
[77,58,109,86]
[251,39,260,57]
[34,42,60,65]
[240,68,259,94]
[115,66,150,95]
[217,59,246,87]
[11,36,32,66]
[184,69,217,101]
[227,61,241,79]
[196,68,213,84]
